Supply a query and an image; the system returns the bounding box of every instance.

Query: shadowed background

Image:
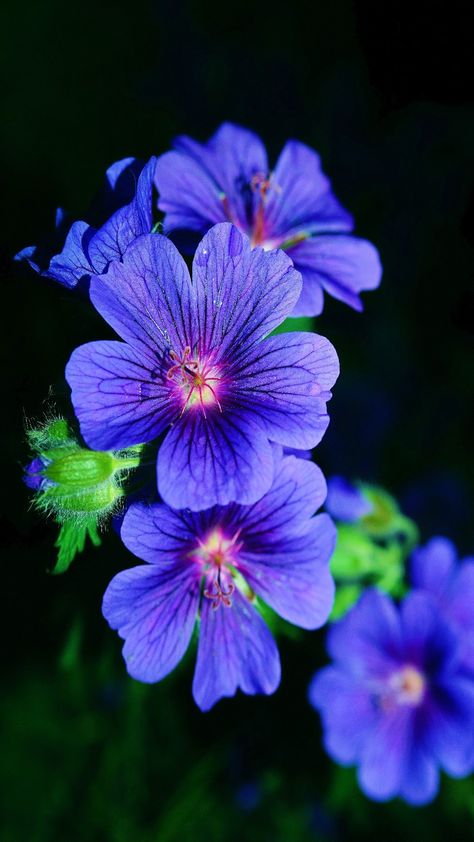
[1,0,473,839]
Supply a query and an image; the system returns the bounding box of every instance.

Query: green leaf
[52,519,101,575]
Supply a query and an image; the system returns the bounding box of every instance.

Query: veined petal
[102,563,199,683]
[264,140,353,239]
[157,408,275,510]
[47,221,94,287]
[89,233,194,356]
[87,156,157,272]
[121,501,197,564]
[155,150,227,233]
[175,122,268,230]
[288,235,382,316]
[192,588,280,711]
[238,331,339,449]
[234,455,328,542]
[239,515,336,629]
[66,340,175,450]
[192,224,302,357]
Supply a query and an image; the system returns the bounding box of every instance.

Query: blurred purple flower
[103,454,336,711]
[66,223,338,510]
[155,123,381,315]
[325,476,373,522]
[309,589,474,805]
[411,537,474,673]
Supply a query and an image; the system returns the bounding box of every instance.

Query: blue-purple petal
[66,339,175,450]
[89,233,193,356]
[239,514,336,629]
[192,589,280,711]
[102,563,200,683]
[157,409,275,510]
[325,476,373,522]
[192,223,302,355]
[264,140,354,239]
[238,331,339,449]
[288,235,382,315]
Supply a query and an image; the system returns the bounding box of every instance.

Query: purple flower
[66,223,339,511]
[155,123,382,316]
[23,456,51,491]
[15,156,157,288]
[309,589,474,805]
[103,454,336,711]
[325,475,373,522]
[411,537,474,673]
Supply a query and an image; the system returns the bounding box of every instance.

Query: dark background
[1,1,473,839]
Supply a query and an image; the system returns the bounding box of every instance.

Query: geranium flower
[66,223,338,510]
[410,537,474,672]
[103,453,336,711]
[155,123,381,315]
[15,156,157,288]
[309,589,474,805]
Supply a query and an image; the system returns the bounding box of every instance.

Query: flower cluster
[19,122,472,807]
[20,124,361,708]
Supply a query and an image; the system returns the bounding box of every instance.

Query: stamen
[204,578,235,610]
[167,347,223,416]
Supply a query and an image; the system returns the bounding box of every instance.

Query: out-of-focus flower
[155,123,382,316]
[309,589,474,805]
[410,537,474,673]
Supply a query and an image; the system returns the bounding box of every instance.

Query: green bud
[44,449,116,488]
[25,416,145,573]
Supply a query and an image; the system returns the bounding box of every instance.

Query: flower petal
[87,156,157,272]
[46,221,94,287]
[325,476,373,523]
[398,743,440,806]
[425,676,474,777]
[239,331,339,449]
[357,706,412,801]
[239,515,336,629]
[327,589,402,675]
[155,150,227,233]
[157,408,275,510]
[192,589,280,711]
[89,232,193,356]
[236,454,329,541]
[308,667,377,764]
[102,563,199,683]
[192,224,302,356]
[264,140,353,239]
[288,235,382,315]
[175,122,268,230]
[66,340,175,450]
[121,501,197,564]
[410,536,457,596]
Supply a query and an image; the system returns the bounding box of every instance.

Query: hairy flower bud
[24,417,144,572]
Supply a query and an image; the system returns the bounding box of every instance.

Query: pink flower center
[167,346,222,417]
[192,528,243,610]
[389,665,426,706]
